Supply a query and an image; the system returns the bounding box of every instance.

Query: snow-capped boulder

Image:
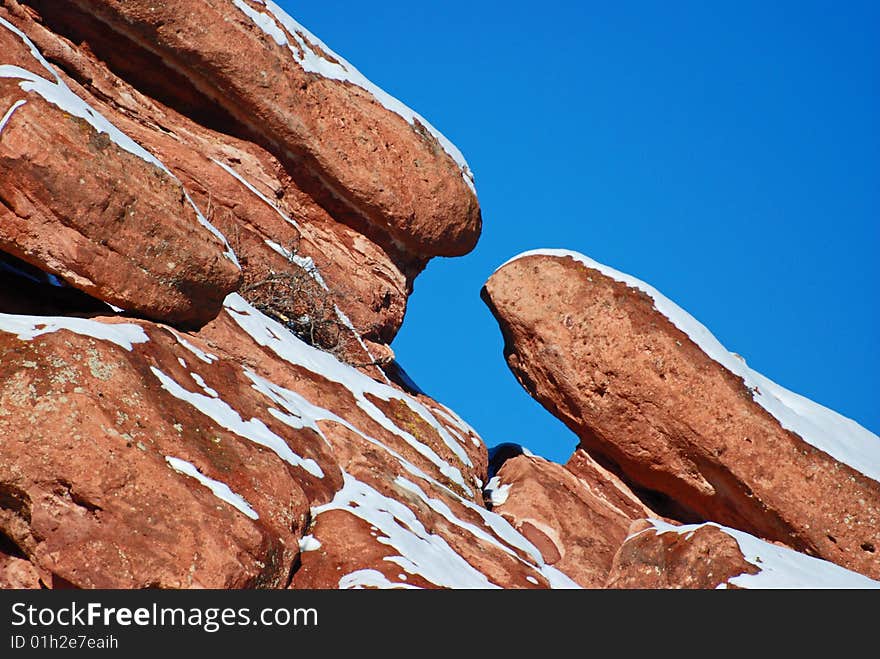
[28,0,481,259]
[483,250,880,580]
[0,3,424,342]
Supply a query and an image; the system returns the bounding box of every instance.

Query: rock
[608,519,880,589]
[608,521,759,589]
[483,250,880,579]
[486,449,656,587]
[2,1,421,343]
[0,296,576,589]
[0,553,41,588]
[0,14,241,328]
[24,0,481,258]
[566,448,664,521]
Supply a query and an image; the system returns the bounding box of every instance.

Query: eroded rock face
[1,1,415,342]
[23,0,481,259]
[0,298,577,589]
[0,14,241,328]
[486,449,656,587]
[483,251,880,580]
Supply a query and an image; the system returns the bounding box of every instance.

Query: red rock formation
[0,14,241,328]
[483,251,880,580]
[0,298,577,588]
[487,448,656,587]
[1,0,876,591]
[1,1,415,342]
[22,0,481,259]
[0,554,41,589]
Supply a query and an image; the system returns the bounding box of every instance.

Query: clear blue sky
[281,1,879,462]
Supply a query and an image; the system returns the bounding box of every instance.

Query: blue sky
[281,1,879,462]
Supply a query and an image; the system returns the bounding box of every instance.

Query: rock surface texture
[483,250,880,583]
[0,1,877,589]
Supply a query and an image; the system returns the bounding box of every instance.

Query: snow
[646,519,880,589]
[190,372,219,398]
[0,98,26,135]
[165,455,259,520]
[501,249,880,483]
[339,569,419,590]
[0,313,148,351]
[313,473,498,588]
[431,404,483,448]
[150,366,324,477]
[245,368,462,494]
[213,158,389,377]
[231,1,476,192]
[0,18,239,267]
[170,332,217,364]
[484,476,511,506]
[225,293,472,492]
[394,477,580,589]
[298,535,322,552]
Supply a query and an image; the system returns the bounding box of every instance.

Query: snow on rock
[0,97,25,135]
[338,569,420,590]
[484,476,511,506]
[298,535,322,552]
[313,473,498,588]
[151,366,324,478]
[225,293,473,493]
[231,0,475,192]
[502,248,880,483]
[165,456,259,520]
[485,249,880,580]
[0,17,238,267]
[0,313,149,351]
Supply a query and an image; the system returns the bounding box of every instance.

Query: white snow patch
[298,535,321,552]
[231,1,475,192]
[225,294,471,492]
[395,477,580,589]
[150,366,323,477]
[647,519,880,589]
[501,249,880,482]
[170,332,217,364]
[165,455,258,520]
[313,473,497,588]
[0,18,239,267]
[484,476,511,506]
[190,372,219,398]
[0,313,148,351]
[338,569,419,590]
[245,369,456,492]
